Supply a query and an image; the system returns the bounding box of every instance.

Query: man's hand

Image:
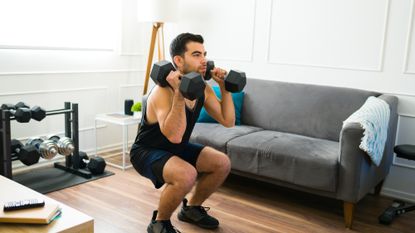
[166,70,182,91]
[210,67,227,87]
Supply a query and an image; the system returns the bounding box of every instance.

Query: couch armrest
[337,123,367,202]
[337,94,398,203]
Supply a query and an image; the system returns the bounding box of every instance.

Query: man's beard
[183,62,201,75]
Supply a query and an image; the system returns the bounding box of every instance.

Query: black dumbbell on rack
[150,60,206,100]
[48,135,75,156]
[10,139,41,166]
[1,102,46,123]
[26,137,59,160]
[204,60,246,93]
[77,151,106,175]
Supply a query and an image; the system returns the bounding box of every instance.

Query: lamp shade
[137,0,179,23]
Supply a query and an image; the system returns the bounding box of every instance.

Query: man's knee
[172,165,197,191]
[207,150,231,175]
[217,154,231,175]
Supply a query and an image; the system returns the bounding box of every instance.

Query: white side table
[94,112,141,170]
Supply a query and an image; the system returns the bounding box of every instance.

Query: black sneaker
[177,198,219,229]
[147,210,181,233]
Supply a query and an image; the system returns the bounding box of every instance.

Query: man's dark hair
[170,33,204,66]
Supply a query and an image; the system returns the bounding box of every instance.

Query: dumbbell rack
[0,102,92,179]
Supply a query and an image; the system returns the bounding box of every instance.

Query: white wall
[160,0,415,201]
[0,0,146,168]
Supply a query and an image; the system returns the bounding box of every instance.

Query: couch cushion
[197,86,245,125]
[242,79,380,141]
[227,130,340,192]
[190,123,263,152]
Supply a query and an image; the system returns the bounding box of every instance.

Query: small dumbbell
[204,60,247,93]
[26,137,58,160]
[16,102,46,121]
[150,60,206,100]
[1,104,31,123]
[77,151,106,175]
[48,135,74,156]
[10,139,41,166]
[1,103,46,122]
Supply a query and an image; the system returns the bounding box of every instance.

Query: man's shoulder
[148,86,174,105]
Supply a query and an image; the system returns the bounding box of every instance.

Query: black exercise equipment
[1,103,46,122]
[379,144,415,225]
[1,104,31,123]
[16,102,46,122]
[77,151,106,175]
[26,137,58,160]
[10,139,40,166]
[48,135,74,156]
[15,102,29,109]
[203,60,246,93]
[150,60,206,100]
[204,60,215,81]
[1,102,97,180]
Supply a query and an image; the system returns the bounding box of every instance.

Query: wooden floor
[47,153,415,233]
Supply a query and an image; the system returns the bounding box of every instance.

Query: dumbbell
[150,60,206,100]
[77,151,106,175]
[204,60,246,93]
[10,139,41,166]
[19,102,46,121]
[1,102,46,122]
[26,137,59,160]
[48,135,75,156]
[1,104,31,123]
[16,102,46,121]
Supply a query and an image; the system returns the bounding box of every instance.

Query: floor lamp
[138,0,178,96]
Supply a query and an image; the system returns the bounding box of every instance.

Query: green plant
[131,102,142,112]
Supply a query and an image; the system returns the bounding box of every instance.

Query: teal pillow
[197,86,244,125]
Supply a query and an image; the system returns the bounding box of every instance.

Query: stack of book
[0,201,61,224]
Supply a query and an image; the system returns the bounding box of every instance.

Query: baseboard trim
[381,187,415,203]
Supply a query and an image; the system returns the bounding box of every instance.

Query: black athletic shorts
[130,142,205,189]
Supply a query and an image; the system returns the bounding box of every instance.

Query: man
[130,32,235,233]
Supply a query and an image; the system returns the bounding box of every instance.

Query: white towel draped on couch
[343,96,390,166]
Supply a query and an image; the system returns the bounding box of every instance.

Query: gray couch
[190,78,398,228]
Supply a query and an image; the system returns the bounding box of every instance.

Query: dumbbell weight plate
[31,106,46,121]
[225,70,247,93]
[18,146,41,165]
[88,157,106,175]
[77,151,89,169]
[150,60,175,87]
[13,108,31,123]
[15,102,29,109]
[49,135,74,156]
[180,72,206,100]
[204,60,215,81]
[26,138,58,160]
[10,139,40,166]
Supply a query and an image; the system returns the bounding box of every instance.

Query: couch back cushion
[242,79,380,141]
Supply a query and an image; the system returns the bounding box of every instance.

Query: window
[0,0,119,50]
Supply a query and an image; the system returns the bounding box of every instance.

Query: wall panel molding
[382,187,415,203]
[0,86,108,97]
[0,69,142,76]
[267,0,390,72]
[0,45,114,51]
[403,0,415,74]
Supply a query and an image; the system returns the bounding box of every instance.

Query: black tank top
[133,88,205,152]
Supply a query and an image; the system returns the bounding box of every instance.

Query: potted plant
[131,101,142,117]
